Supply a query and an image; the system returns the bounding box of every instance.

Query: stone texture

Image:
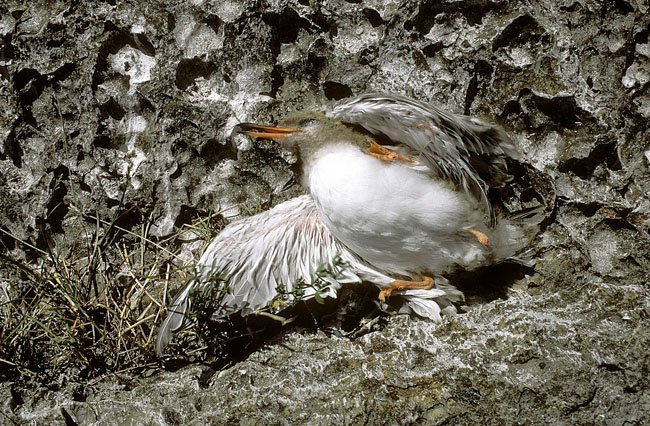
[1,0,649,424]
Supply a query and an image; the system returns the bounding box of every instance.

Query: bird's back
[331,92,521,221]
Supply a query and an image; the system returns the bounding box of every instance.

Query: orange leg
[367,140,415,164]
[379,275,435,302]
[467,227,490,249]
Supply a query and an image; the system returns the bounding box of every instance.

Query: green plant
[272,254,349,308]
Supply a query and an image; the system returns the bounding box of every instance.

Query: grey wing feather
[155,283,194,357]
[330,93,520,220]
[155,195,362,356]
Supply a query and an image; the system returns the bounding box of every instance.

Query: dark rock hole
[49,62,77,85]
[13,68,46,106]
[323,81,353,100]
[175,58,215,91]
[633,29,649,44]
[46,38,65,48]
[558,141,621,178]
[464,75,479,115]
[474,59,494,75]
[169,165,182,180]
[307,52,327,81]
[173,205,202,229]
[3,127,23,167]
[201,138,238,169]
[93,135,112,149]
[363,8,384,28]
[411,1,445,35]
[413,0,500,35]
[492,15,547,51]
[500,99,522,121]
[45,165,70,234]
[531,94,593,128]
[268,64,284,98]
[133,33,156,56]
[358,47,377,66]
[572,201,601,217]
[601,0,634,15]
[412,49,430,71]
[138,95,156,114]
[0,226,17,252]
[598,362,624,372]
[560,2,581,12]
[112,203,147,232]
[601,217,637,232]
[60,407,76,426]
[422,42,444,57]
[452,262,535,304]
[310,14,338,37]
[1,35,15,63]
[99,97,126,120]
[203,14,222,34]
[262,8,310,57]
[0,65,9,82]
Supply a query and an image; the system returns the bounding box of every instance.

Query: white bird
[155,93,542,356]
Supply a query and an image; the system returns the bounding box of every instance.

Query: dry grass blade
[0,207,219,384]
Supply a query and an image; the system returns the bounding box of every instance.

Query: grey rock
[1,0,649,424]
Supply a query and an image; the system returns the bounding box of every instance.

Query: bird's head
[235,111,357,161]
[235,111,367,190]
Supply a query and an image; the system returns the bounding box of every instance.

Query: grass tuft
[0,208,226,385]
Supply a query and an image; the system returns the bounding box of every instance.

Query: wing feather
[155,195,363,356]
[330,92,520,221]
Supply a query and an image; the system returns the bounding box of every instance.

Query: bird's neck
[297,132,368,190]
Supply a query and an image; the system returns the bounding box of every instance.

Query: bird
[155,92,543,357]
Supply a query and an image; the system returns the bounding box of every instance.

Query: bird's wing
[330,93,521,219]
[155,195,362,356]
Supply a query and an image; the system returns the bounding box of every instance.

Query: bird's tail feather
[491,205,546,265]
[155,280,196,357]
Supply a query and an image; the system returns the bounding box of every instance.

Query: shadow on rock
[158,283,385,381]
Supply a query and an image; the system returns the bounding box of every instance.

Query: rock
[1,0,648,424]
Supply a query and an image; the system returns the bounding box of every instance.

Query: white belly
[306,144,488,277]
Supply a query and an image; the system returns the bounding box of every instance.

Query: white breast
[306,143,488,276]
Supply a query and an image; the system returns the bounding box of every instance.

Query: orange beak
[235,123,302,140]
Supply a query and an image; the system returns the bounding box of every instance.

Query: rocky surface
[1,0,649,424]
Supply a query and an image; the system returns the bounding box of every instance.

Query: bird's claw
[378,287,393,303]
[467,227,490,249]
[378,275,436,302]
[367,140,415,164]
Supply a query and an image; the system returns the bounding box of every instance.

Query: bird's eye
[298,118,316,127]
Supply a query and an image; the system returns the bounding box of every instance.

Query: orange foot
[367,140,415,164]
[468,227,490,249]
[379,275,435,302]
